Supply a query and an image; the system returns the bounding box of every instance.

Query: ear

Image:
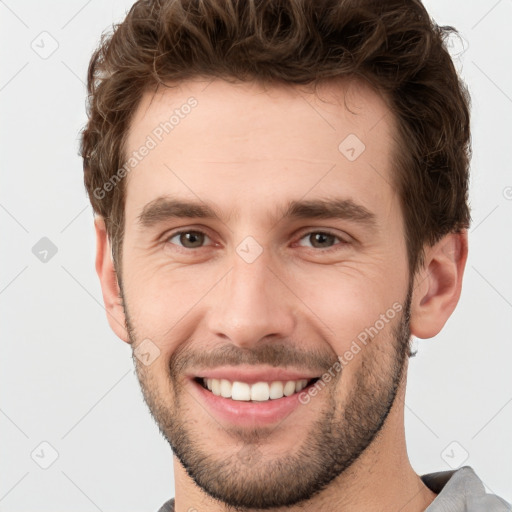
[410,230,468,339]
[94,215,130,343]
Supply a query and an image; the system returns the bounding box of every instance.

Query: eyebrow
[137,195,377,230]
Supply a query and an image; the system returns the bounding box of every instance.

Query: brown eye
[167,230,211,249]
[309,232,336,248]
[296,231,347,251]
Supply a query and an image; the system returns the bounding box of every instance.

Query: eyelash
[164,229,349,253]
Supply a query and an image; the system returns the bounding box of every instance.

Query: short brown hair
[81,0,471,278]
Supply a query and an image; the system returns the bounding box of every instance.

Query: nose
[206,248,296,348]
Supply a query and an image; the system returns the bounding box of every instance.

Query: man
[81,0,510,510]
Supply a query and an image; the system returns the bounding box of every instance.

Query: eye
[296,230,348,251]
[166,230,213,249]
[163,229,348,252]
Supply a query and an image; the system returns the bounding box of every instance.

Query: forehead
[123,77,398,225]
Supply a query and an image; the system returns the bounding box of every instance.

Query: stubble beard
[125,285,413,510]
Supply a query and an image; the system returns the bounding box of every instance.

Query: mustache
[169,341,339,378]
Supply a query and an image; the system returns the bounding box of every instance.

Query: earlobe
[94,215,131,343]
[409,230,468,339]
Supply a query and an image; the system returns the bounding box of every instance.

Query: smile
[195,377,320,402]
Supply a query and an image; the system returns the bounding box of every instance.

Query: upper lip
[188,366,320,384]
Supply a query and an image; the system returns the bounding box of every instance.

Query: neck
[172,368,437,512]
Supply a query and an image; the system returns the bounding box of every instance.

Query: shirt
[157,465,511,511]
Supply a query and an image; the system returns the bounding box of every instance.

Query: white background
[1,1,511,510]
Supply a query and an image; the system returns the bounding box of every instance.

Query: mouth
[189,370,324,426]
[194,376,321,402]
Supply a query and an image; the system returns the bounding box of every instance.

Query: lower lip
[190,379,311,427]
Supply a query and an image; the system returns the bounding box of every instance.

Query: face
[119,78,412,508]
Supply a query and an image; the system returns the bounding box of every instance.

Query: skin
[94,77,468,511]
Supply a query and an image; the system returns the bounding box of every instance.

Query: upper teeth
[203,378,310,401]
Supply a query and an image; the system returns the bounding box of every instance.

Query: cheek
[124,264,221,351]
[289,263,403,350]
